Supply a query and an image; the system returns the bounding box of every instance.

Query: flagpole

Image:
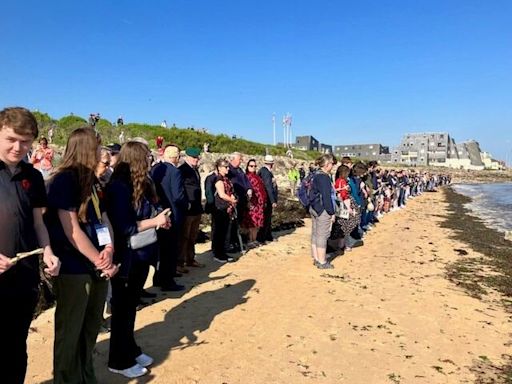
[272,113,276,146]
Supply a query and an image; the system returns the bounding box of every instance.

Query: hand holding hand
[0,254,13,275]
[155,208,171,229]
[42,252,61,277]
[100,263,120,280]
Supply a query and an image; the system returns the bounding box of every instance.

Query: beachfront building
[392,133,488,170]
[481,152,504,170]
[333,143,390,161]
[320,143,332,154]
[292,135,320,151]
[391,132,456,166]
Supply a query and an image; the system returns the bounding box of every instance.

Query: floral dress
[242,172,267,228]
[330,177,361,239]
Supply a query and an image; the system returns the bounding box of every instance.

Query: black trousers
[257,201,274,242]
[155,227,179,287]
[108,259,149,370]
[0,288,38,384]
[212,209,231,260]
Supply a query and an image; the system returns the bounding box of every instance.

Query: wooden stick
[12,248,44,264]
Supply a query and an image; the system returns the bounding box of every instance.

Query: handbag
[335,199,350,219]
[128,227,158,250]
[367,198,375,212]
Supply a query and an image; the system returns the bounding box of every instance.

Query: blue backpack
[297,172,317,209]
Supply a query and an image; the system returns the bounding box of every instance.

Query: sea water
[452,183,512,234]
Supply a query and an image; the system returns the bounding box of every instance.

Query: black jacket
[179,161,203,215]
[258,166,278,204]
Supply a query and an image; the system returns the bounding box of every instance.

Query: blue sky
[1,0,511,160]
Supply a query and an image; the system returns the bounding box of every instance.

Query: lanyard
[91,185,102,223]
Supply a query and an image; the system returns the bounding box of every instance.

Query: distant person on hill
[118,130,125,144]
[203,142,210,153]
[0,107,60,384]
[117,116,124,126]
[48,125,54,143]
[257,155,278,244]
[160,120,167,129]
[30,136,54,179]
[156,136,164,149]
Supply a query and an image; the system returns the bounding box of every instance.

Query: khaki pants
[53,274,108,384]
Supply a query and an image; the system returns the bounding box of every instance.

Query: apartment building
[333,143,389,161]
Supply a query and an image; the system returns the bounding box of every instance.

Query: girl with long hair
[106,141,170,378]
[45,127,117,384]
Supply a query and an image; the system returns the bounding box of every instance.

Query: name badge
[95,224,112,246]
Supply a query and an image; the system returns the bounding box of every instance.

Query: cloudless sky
[1,0,511,160]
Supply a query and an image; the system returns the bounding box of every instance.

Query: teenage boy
[0,107,60,384]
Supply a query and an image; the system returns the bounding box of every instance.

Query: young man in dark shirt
[0,107,60,384]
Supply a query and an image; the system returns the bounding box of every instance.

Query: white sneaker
[108,363,148,378]
[135,353,154,367]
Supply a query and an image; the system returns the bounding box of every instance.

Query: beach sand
[25,189,511,383]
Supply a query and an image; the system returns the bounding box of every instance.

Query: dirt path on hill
[26,190,511,383]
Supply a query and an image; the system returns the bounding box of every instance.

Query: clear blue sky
[1,0,511,160]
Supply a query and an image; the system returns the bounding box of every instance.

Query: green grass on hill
[32,111,319,160]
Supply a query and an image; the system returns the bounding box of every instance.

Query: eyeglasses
[248,164,256,168]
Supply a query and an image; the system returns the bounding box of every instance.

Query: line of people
[0,106,285,383]
[306,154,452,269]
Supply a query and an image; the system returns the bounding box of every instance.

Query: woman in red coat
[242,159,267,247]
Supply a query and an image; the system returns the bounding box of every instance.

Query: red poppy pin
[21,179,31,191]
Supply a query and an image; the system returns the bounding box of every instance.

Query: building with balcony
[333,143,389,161]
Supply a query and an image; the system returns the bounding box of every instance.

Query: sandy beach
[25,188,511,384]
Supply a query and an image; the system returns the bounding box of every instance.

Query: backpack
[297,172,317,209]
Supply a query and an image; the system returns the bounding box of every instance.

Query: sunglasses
[248,164,256,168]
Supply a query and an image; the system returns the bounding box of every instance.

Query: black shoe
[161,284,185,292]
[352,240,364,248]
[140,289,157,298]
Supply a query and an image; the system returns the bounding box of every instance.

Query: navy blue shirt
[106,178,159,277]
[0,161,46,294]
[45,170,105,275]
[311,172,335,215]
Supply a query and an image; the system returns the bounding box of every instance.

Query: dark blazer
[179,161,203,215]
[258,166,278,204]
[150,162,188,226]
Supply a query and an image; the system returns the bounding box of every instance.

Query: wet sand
[26,188,511,383]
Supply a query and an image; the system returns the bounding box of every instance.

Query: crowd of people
[0,106,452,383]
[0,107,284,382]
[304,154,451,269]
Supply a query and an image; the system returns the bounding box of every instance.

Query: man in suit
[257,155,278,243]
[150,145,186,291]
[178,147,204,270]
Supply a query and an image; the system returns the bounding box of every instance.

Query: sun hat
[264,154,274,164]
